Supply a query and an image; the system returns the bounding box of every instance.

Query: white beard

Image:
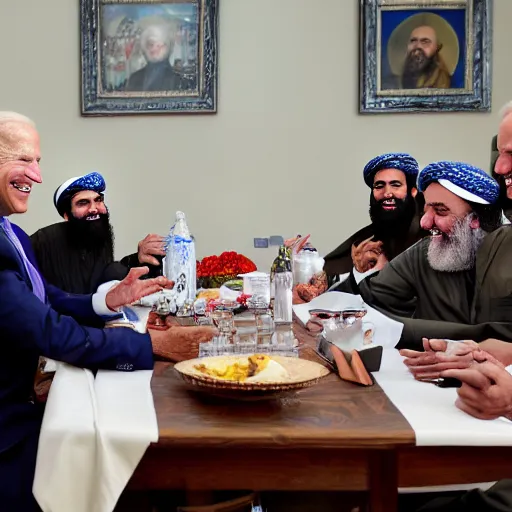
[427,215,485,272]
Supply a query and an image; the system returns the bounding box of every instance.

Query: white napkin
[33,364,158,512]
[33,364,97,511]
[93,370,158,510]
[374,350,511,494]
[293,291,404,348]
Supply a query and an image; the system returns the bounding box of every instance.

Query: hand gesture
[105,267,174,311]
[138,234,166,266]
[442,353,512,420]
[400,338,481,381]
[351,237,384,273]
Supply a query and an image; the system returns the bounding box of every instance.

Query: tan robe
[402,54,452,89]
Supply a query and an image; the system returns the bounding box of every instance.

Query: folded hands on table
[400,338,512,421]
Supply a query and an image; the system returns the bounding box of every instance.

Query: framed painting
[81,0,218,115]
[359,0,492,113]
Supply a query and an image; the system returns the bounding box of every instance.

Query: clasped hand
[401,338,512,421]
[400,338,482,380]
[351,237,388,273]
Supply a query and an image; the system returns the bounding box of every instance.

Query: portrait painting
[81,0,218,115]
[360,0,492,113]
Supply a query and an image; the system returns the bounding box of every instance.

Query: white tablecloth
[374,349,512,447]
[375,349,511,494]
[33,364,158,512]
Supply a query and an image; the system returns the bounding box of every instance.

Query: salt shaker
[273,246,293,324]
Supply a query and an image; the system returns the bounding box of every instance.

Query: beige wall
[0,0,509,271]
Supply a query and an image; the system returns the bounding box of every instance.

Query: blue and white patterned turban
[53,172,106,217]
[363,153,419,187]
[417,161,500,205]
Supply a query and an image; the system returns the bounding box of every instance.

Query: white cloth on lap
[33,364,158,512]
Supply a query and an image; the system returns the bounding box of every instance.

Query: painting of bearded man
[359,0,491,113]
[380,10,465,91]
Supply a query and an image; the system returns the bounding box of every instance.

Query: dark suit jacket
[125,61,184,92]
[0,223,154,455]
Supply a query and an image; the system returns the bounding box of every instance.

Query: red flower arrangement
[196,251,257,288]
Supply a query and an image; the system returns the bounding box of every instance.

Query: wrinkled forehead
[497,114,512,149]
[0,121,39,155]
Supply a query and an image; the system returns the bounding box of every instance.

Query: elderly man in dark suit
[125,23,186,92]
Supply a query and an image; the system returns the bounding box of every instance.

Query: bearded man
[335,161,512,348]
[324,153,427,288]
[30,172,166,294]
[401,25,451,89]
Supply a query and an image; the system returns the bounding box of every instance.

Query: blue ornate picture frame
[360,0,492,113]
[81,0,218,115]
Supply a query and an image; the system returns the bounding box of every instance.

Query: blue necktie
[1,217,46,303]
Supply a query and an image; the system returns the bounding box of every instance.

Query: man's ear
[411,187,418,198]
[469,213,480,229]
[63,213,69,221]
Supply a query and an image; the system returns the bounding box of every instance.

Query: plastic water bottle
[163,211,196,307]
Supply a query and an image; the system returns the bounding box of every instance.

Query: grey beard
[427,215,486,272]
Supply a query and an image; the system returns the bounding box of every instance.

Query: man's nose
[421,211,434,230]
[25,162,42,184]
[495,154,512,175]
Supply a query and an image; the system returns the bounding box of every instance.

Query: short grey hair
[0,111,35,128]
[140,24,174,50]
[499,101,512,121]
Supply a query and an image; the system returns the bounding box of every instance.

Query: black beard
[65,212,115,258]
[402,50,436,88]
[369,193,417,238]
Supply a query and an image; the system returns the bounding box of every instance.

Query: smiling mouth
[11,182,31,193]
[86,214,100,221]
[382,199,396,210]
[430,228,443,238]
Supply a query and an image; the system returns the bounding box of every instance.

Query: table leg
[368,451,398,512]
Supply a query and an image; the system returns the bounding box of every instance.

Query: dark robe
[323,210,427,283]
[30,223,161,294]
[125,61,186,92]
[415,480,512,512]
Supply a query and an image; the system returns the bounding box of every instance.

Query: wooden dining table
[127,320,512,512]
